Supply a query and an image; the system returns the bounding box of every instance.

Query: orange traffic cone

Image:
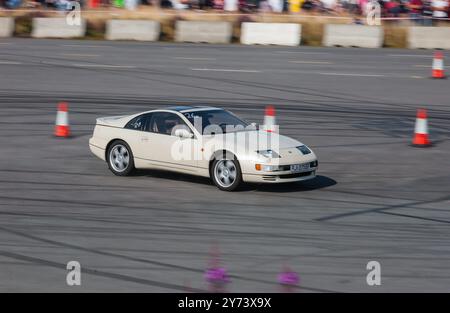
[263,105,278,133]
[432,51,446,79]
[55,102,70,137]
[412,109,430,147]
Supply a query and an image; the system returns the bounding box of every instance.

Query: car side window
[147,112,191,136]
[125,114,151,131]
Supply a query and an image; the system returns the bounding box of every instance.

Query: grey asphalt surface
[0,38,449,292]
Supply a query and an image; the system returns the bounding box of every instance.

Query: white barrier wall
[240,23,301,46]
[323,24,383,48]
[106,20,160,41]
[31,18,86,39]
[175,21,233,44]
[0,17,14,38]
[408,27,450,50]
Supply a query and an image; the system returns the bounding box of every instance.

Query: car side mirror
[250,122,259,130]
[174,128,193,139]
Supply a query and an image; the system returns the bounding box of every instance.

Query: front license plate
[290,163,310,173]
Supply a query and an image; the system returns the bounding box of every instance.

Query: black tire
[210,153,242,191]
[106,140,135,176]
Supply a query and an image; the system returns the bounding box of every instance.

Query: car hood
[202,130,303,151]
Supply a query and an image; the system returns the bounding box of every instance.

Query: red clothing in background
[410,0,424,13]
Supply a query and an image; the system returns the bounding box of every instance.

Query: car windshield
[183,109,250,134]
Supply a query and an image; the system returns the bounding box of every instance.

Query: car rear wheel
[107,140,135,176]
[211,156,242,191]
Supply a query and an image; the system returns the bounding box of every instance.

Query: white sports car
[89,106,318,191]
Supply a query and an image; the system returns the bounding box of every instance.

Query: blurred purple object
[278,271,300,286]
[204,267,230,284]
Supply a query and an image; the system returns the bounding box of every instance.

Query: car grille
[279,171,314,179]
[262,176,277,182]
[262,171,314,181]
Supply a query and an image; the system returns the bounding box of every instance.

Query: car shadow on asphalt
[133,169,212,185]
[133,169,336,193]
[244,175,337,193]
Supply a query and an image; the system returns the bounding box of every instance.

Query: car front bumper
[242,159,318,183]
[243,169,316,183]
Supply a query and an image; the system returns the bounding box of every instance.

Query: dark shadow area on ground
[133,169,336,193]
[133,168,212,186]
[244,175,337,193]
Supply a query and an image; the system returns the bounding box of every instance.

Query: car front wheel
[107,140,135,176]
[211,157,242,191]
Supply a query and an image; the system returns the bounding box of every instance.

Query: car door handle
[141,137,149,142]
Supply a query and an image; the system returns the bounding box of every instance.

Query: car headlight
[262,165,281,172]
[296,145,311,155]
[256,149,280,158]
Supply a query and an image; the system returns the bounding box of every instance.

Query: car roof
[165,106,222,113]
[130,106,223,118]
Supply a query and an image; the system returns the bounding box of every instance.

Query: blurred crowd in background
[0,0,449,22]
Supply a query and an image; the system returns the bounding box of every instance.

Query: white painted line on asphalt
[290,61,332,64]
[411,75,424,79]
[0,43,12,45]
[388,54,432,58]
[0,61,22,65]
[190,68,261,73]
[174,57,216,60]
[72,63,136,68]
[318,72,384,77]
